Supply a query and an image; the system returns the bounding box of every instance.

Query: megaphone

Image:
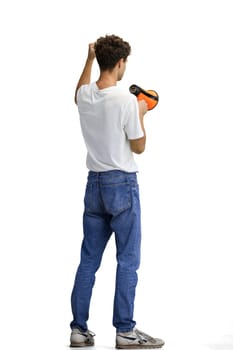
[129,84,159,110]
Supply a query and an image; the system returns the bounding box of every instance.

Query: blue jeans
[70,170,141,333]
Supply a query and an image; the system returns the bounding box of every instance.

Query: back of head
[94,34,131,71]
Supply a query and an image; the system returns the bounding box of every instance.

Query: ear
[118,58,124,68]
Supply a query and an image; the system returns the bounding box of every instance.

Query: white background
[0,1,233,349]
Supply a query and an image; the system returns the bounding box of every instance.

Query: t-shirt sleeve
[124,96,144,140]
[75,84,86,105]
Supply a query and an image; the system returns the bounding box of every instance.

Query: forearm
[138,100,147,148]
[74,43,96,104]
[74,58,95,103]
[129,112,146,154]
[77,57,95,89]
[137,113,147,153]
[139,111,146,140]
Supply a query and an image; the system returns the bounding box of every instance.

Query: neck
[96,70,117,89]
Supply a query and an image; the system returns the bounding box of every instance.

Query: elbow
[137,147,145,154]
[132,145,146,154]
[130,137,146,154]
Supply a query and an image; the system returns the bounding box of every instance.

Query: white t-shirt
[76,82,144,172]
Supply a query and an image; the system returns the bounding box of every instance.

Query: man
[70,35,164,349]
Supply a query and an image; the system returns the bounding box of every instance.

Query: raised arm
[130,100,148,154]
[74,43,96,104]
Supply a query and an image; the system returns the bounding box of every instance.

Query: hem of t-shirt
[86,166,139,173]
[88,169,139,174]
[128,131,144,140]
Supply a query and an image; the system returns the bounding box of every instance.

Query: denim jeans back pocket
[84,183,105,213]
[101,182,131,216]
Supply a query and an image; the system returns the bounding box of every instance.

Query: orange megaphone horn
[129,84,159,110]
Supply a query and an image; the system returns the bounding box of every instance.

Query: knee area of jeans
[78,260,101,274]
[117,263,140,274]
[117,254,140,269]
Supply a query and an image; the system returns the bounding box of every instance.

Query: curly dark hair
[94,34,131,71]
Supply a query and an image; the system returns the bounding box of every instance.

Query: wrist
[86,56,95,63]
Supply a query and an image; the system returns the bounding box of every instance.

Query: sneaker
[116,328,165,349]
[70,328,95,347]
